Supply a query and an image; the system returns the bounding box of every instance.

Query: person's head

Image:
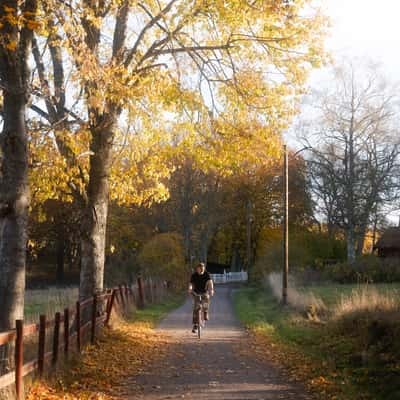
[195,262,206,274]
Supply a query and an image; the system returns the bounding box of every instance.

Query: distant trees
[138,233,187,288]
[304,62,400,262]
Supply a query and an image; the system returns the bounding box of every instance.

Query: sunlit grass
[333,285,400,318]
[301,283,400,309]
[234,283,400,400]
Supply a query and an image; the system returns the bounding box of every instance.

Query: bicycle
[192,292,207,339]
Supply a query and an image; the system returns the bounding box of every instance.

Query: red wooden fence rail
[0,280,165,399]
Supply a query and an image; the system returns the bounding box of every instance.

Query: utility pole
[281,145,310,305]
[282,145,289,305]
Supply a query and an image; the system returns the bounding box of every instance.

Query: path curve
[128,285,311,400]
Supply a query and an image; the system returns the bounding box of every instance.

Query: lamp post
[282,145,310,306]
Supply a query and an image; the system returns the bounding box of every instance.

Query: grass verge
[234,286,400,400]
[132,295,185,327]
[27,294,184,399]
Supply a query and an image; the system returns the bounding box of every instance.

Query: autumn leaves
[0,0,328,331]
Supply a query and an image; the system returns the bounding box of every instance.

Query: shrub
[138,232,188,290]
[251,228,346,284]
[332,285,400,383]
[325,255,400,284]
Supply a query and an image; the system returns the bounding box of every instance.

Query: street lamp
[282,145,310,306]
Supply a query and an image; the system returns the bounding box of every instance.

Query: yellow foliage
[5,40,17,50]
[138,233,188,287]
[29,0,329,212]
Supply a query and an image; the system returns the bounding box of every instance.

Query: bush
[251,228,346,284]
[331,285,400,397]
[138,232,188,290]
[325,255,400,284]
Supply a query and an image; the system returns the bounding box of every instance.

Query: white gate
[210,271,248,284]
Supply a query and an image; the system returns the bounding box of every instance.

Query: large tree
[0,0,38,335]
[304,62,400,262]
[31,0,327,301]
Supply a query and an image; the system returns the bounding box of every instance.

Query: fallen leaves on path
[27,320,171,400]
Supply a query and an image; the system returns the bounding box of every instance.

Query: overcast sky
[303,1,400,223]
[314,0,400,80]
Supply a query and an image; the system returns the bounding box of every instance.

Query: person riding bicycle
[188,262,214,333]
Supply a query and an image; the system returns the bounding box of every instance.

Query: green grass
[24,287,79,322]
[234,284,400,400]
[234,287,321,352]
[132,295,185,327]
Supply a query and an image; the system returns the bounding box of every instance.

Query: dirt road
[128,286,311,400]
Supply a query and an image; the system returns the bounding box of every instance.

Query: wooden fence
[0,276,165,399]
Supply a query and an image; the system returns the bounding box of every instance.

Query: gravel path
[128,286,312,400]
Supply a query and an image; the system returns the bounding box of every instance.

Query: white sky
[304,0,400,224]
[315,0,400,79]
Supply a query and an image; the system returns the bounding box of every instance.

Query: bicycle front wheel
[197,308,202,339]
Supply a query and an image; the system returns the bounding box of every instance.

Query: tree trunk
[79,124,114,301]
[346,228,356,264]
[231,245,241,272]
[0,92,29,372]
[200,233,208,263]
[56,232,65,283]
[183,225,191,262]
[246,199,252,269]
[356,229,366,256]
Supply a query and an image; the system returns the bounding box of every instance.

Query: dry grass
[266,272,327,319]
[266,273,400,322]
[333,285,400,320]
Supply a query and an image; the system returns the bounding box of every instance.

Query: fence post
[105,290,116,326]
[38,315,46,376]
[91,294,97,344]
[137,277,145,308]
[124,285,129,305]
[52,312,60,366]
[130,285,136,305]
[148,280,152,302]
[15,320,23,400]
[64,308,69,359]
[153,281,157,302]
[76,301,81,353]
[105,291,111,315]
[131,285,135,302]
[118,285,125,310]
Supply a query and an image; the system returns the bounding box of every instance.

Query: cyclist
[188,262,214,333]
